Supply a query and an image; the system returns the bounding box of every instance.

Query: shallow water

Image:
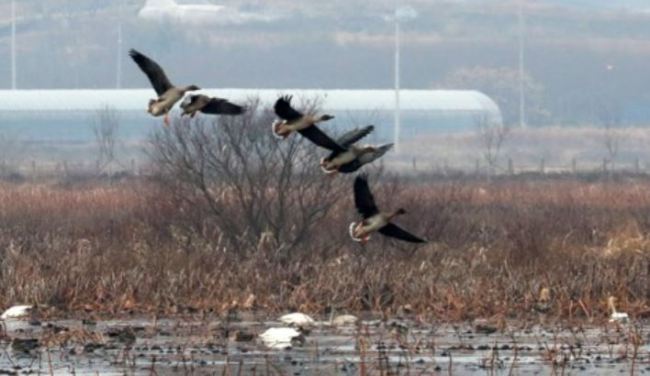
[0,315,648,375]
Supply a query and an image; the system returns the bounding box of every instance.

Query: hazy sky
[2,0,650,125]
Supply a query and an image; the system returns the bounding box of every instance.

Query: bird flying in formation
[272,95,335,142]
[129,49,245,125]
[350,174,427,244]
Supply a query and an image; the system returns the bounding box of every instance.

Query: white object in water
[259,327,303,349]
[608,296,629,323]
[332,314,358,326]
[610,311,629,323]
[1,305,32,320]
[279,312,315,326]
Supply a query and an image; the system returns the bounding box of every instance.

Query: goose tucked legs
[272,120,291,139]
[349,222,370,244]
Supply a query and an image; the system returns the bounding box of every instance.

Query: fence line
[2,157,650,181]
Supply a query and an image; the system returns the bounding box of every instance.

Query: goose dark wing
[379,223,427,243]
[129,49,173,96]
[323,126,374,161]
[334,143,393,173]
[353,174,379,218]
[274,95,303,121]
[298,126,346,152]
[357,143,394,165]
[201,98,246,115]
[337,125,374,147]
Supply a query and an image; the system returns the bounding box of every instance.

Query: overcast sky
[2,0,650,125]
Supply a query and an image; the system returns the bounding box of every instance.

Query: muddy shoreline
[0,314,648,375]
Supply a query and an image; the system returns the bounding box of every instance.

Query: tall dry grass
[0,175,649,322]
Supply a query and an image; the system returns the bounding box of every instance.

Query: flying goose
[319,126,394,175]
[350,175,427,244]
[180,94,245,118]
[129,49,200,125]
[272,95,335,144]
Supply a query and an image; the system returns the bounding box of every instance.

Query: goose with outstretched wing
[349,174,427,244]
[180,94,245,118]
[272,95,336,144]
[319,125,394,175]
[129,49,200,125]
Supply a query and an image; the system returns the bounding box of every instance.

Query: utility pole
[11,0,16,90]
[394,13,401,153]
[116,24,123,88]
[518,0,526,129]
[392,4,416,153]
[116,0,124,88]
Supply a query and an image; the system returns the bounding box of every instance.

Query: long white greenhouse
[0,89,502,143]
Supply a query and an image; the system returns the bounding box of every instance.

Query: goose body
[1,305,32,320]
[349,175,427,244]
[276,116,322,133]
[324,148,359,169]
[148,99,169,117]
[353,213,390,237]
[350,212,398,243]
[272,95,335,141]
[279,312,315,326]
[316,126,393,174]
[259,327,304,349]
[180,94,245,118]
[149,89,188,116]
[129,49,200,125]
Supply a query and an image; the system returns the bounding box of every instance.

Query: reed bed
[0,174,648,323]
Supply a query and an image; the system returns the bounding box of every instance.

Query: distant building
[0,89,502,142]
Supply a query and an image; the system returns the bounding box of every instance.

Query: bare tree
[602,124,621,173]
[92,106,121,174]
[0,132,28,180]
[475,115,510,178]
[597,101,623,173]
[147,98,347,259]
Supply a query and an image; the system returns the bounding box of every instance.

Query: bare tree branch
[475,115,510,178]
[147,98,346,259]
[92,106,122,175]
